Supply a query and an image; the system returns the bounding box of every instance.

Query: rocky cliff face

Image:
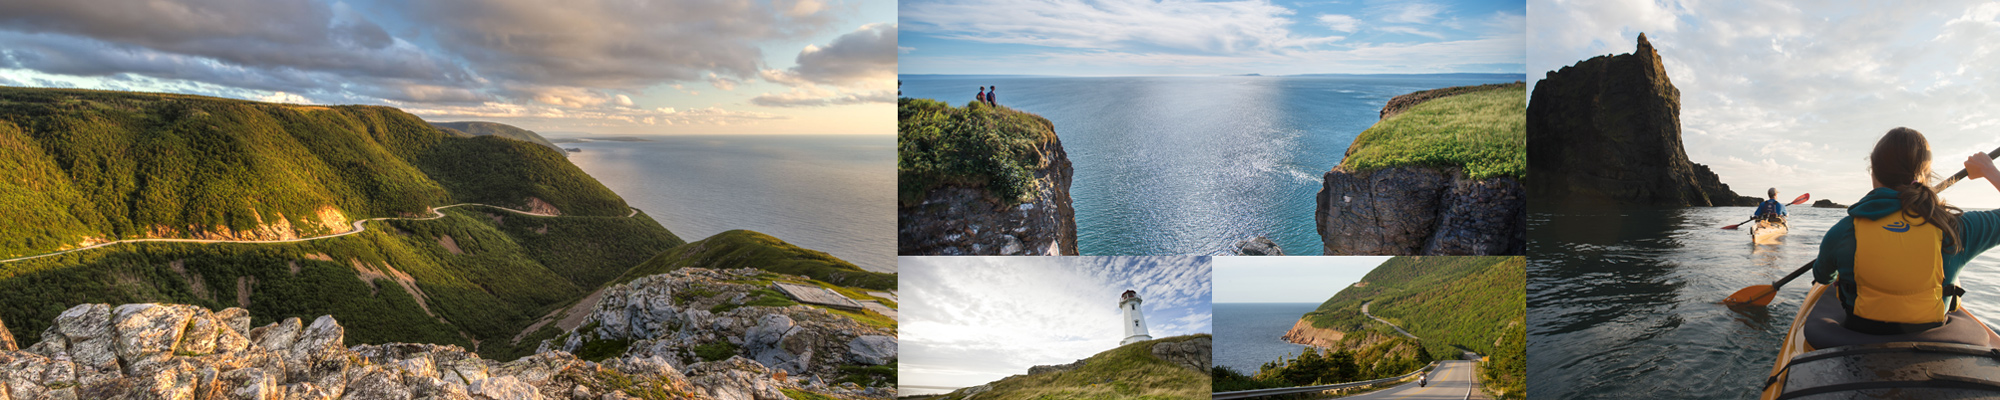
[898,136,1078,255]
[1280,320,1345,349]
[1317,166,1526,255]
[1317,84,1527,256]
[1527,33,1753,207]
[545,268,895,391]
[0,302,872,400]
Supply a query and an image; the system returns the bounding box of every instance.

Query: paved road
[1361,301,1417,339]
[0,203,635,264]
[1344,360,1476,400]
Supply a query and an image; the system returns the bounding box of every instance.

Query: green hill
[0,87,632,259]
[430,121,565,154]
[929,335,1211,400]
[1302,256,1525,398]
[897,97,1057,206]
[1339,84,1526,179]
[616,229,895,291]
[0,206,683,360]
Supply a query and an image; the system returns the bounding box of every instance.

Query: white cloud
[899,256,1211,391]
[1318,14,1361,32]
[1372,1,1444,24]
[901,0,1342,55]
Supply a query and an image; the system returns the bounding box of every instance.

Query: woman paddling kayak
[1762,127,2000,398]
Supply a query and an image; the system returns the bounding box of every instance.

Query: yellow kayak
[1761,284,2000,399]
[1752,219,1787,245]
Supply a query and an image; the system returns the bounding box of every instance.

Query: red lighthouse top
[1121,290,1137,300]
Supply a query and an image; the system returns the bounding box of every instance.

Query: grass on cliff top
[1340,86,1526,179]
[616,229,895,291]
[898,97,1057,206]
[933,335,1210,400]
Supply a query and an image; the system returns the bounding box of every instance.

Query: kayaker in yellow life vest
[1813,127,2000,334]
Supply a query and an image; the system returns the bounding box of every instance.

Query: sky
[898,0,1526,76]
[1532,0,2000,208]
[899,256,1212,394]
[0,0,895,135]
[1214,256,1387,303]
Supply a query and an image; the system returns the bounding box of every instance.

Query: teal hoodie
[1814,187,2000,297]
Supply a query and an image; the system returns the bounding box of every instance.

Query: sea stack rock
[1527,33,1752,206]
[1813,199,1850,209]
[898,101,1080,255]
[1316,84,1528,255]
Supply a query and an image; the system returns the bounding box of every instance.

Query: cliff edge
[897,99,1079,255]
[1317,84,1527,255]
[1527,33,1752,207]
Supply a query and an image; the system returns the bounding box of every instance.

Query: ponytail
[1874,127,1966,252]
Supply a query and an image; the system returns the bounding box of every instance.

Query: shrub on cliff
[897,97,1057,206]
[1341,85,1526,180]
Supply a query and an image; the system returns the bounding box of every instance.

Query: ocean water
[557,135,896,273]
[899,74,1524,255]
[1527,206,2000,398]
[1214,302,1320,374]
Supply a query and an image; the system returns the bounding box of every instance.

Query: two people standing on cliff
[974,86,998,107]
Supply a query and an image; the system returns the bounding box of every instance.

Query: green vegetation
[0,195,683,362]
[692,342,741,362]
[897,97,1057,206]
[575,337,636,362]
[1298,256,1525,399]
[1212,334,1432,392]
[930,335,1210,400]
[1340,85,1526,180]
[617,230,894,291]
[781,388,841,400]
[0,87,632,259]
[429,121,564,154]
[838,363,896,387]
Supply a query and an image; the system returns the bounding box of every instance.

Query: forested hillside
[1302,256,1525,396]
[0,87,629,259]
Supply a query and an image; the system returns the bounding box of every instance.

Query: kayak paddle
[1723,260,1814,306]
[1721,193,1811,230]
[1723,147,2000,305]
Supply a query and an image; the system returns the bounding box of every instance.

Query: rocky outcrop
[0,317,13,351]
[1528,33,1753,207]
[898,134,1078,256]
[1318,166,1526,255]
[545,268,896,389]
[1232,236,1284,255]
[1813,199,1849,209]
[0,302,877,400]
[1150,337,1211,372]
[1281,319,1346,348]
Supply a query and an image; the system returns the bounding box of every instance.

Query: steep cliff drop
[898,99,1079,255]
[1317,83,1528,255]
[1527,33,1754,207]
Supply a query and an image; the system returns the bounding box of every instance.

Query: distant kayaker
[1754,188,1788,222]
[1812,127,2000,334]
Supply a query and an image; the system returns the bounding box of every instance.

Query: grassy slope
[1301,256,1525,396]
[0,86,682,360]
[897,97,1057,206]
[933,335,1210,400]
[616,230,895,291]
[429,121,564,153]
[1339,85,1527,180]
[0,87,630,259]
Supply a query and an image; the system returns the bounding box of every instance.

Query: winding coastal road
[1361,301,1418,339]
[1345,360,1478,400]
[0,203,639,264]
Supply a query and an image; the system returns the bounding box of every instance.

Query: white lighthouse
[1119,290,1153,345]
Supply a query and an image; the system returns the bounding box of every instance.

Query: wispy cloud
[900,256,1212,391]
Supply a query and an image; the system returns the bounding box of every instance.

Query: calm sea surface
[558,135,895,273]
[1528,206,2000,398]
[899,74,1523,255]
[1214,302,1320,374]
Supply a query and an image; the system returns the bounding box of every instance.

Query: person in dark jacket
[986,86,997,106]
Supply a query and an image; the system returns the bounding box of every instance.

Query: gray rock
[468,376,540,400]
[1151,337,1212,372]
[1232,236,1284,256]
[54,304,117,369]
[0,316,14,352]
[251,318,303,352]
[110,303,197,371]
[845,336,895,365]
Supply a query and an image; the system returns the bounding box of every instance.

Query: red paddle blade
[1724,284,1778,306]
[1789,193,1811,205]
[1722,223,1743,230]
